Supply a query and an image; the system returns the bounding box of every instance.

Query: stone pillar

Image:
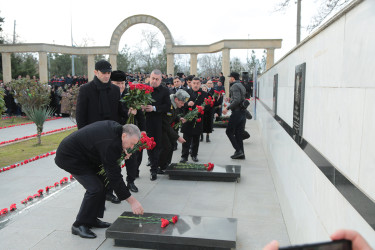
[266,48,275,70]
[87,55,95,81]
[190,53,197,76]
[2,53,12,83]
[109,54,117,70]
[221,49,230,95]
[38,52,48,84]
[167,53,174,75]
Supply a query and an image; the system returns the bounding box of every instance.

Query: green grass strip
[0,128,76,167]
[0,117,31,127]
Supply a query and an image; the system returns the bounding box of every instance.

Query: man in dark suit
[180,77,208,163]
[75,60,124,130]
[55,121,144,239]
[158,90,189,173]
[142,69,171,181]
[75,60,125,204]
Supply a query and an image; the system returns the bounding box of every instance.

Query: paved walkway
[0,117,76,142]
[0,118,290,250]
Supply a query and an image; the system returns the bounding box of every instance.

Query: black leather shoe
[127,182,138,192]
[106,193,121,204]
[157,168,166,175]
[92,218,111,228]
[231,151,245,159]
[206,135,211,142]
[191,156,199,162]
[72,225,97,238]
[179,157,188,163]
[150,172,157,181]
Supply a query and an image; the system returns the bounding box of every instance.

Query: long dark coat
[76,76,124,129]
[54,120,131,200]
[181,88,208,136]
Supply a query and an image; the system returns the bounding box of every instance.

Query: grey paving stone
[0,117,76,142]
[0,119,290,249]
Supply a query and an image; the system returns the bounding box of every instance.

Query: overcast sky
[0,0,339,63]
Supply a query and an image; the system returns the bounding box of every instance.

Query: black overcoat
[55,120,131,200]
[181,88,208,135]
[76,76,124,129]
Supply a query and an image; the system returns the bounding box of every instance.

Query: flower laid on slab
[174,162,215,171]
[37,189,43,195]
[119,215,179,228]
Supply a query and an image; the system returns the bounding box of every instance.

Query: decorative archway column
[109,54,117,70]
[87,55,95,81]
[221,48,230,94]
[167,53,174,75]
[38,52,48,83]
[266,48,275,70]
[190,53,197,76]
[2,53,12,83]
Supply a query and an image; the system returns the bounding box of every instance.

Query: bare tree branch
[307,0,352,32]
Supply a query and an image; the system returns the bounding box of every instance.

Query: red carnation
[21,199,27,205]
[70,175,74,180]
[161,218,170,228]
[46,186,50,192]
[1,208,8,215]
[27,196,33,201]
[54,182,59,187]
[10,203,17,211]
[188,108,192,111]
[198,92,201,95]
[196,118,201,123]
[38,189,43,195]
[172,216,178,224]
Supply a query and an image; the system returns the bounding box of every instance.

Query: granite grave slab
[165,163,241,182]
[106,212,237,250]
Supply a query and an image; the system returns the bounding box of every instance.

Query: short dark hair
[192,77,200,81]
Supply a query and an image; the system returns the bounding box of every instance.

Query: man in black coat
[75,60,124,130]
[158,90,189,173]
[75,60,125,204]
[180,77,208,163]
[111,70,146,192]
[142,69,171,181]
[55,121,144,239]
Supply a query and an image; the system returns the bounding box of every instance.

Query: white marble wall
[257,0,375,246]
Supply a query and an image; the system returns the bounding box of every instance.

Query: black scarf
[94,76,111,120]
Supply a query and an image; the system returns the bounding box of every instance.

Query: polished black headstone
[106,212,237,250]
[165,164,241,182]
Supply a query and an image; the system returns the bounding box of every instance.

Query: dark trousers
[226,110,246,153]
[125,150,142,183]
[159,132,175,169]
[146,121,162,173]
[73,173,106,226]
[181,133,200,158]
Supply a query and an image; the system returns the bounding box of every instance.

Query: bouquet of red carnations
[122,83,155,124]
[127,132,156,154]
[97,132,156,186]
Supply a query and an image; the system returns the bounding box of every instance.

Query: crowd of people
[51,59,253,239]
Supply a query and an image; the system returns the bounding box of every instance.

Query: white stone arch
[109,14,174,53]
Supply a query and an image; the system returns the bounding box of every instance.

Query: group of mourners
[53,59,250,239]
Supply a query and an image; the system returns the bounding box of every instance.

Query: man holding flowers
[142,69,171,181]
[180,77,208,163]
[158,89,190,173]
[55,121,144,239]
